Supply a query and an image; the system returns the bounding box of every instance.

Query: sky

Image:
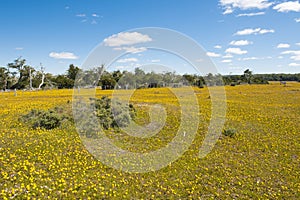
[0,0,300,75]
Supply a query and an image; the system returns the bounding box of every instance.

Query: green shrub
[74,96,136,138]
[222,128,236,138]
[21,107,71,130]
[21,96,136,137]
[93,96,136,129]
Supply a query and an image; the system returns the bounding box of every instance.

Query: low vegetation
[222,128,236,138]
[21,96,136,138]
[0,82,299,199]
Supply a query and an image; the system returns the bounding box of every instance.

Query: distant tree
[205,73,215,86]
[196,78,204,88]
[117,71,135,89]
[134,68,146,86]
[7,57,25,89]
[0,67,10,90]
[134,68,145,77]
[99,71,116,90]
[38,66,45,89]
[7,57,36,89]
[162,72,173,84]
[31,66,48,89]
[183,74,196,85]
[67,64,81,80]
[214,73,224,86]
[146,71,162,86]
[54,75,74,89]
[243,69,253,84]
[77,69,95,87]
[72,66,102,87]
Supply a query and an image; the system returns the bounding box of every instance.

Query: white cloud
[225,47,248,55]
[289,63,300,66]
[49,52,78,59]
[92,13,99,17]
[15,47,23,50]
[223,54,233,58]
[214,45,222,49]
[207,52,221,57]
[222,59,232,63]
[234,28,275,35]
[237,12,265,17]
[235,28,261,35]
[281,50,300,61]
[259,29,275,34]
[230,40,253,46]
[220,0,273,14]
[296,43,300,46]
[223,7,234,14]
[277,43,290,48]
[103,32,152,47]
[151,59,161,63]
[273,1,300,12]
[290,55,300,61]
[281,50,300,54]
[113,46,147,54]
[295,18,300,22]
[242,57,259,61]
[239,56,271,61]
[76,14,86,17]
[117,58,138,63]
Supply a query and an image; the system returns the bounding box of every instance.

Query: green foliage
[222,128,236,138]
[7,57,36,89]
[242,69,253,84]
[67,64,81,80]
[99,71,117,90]
[21,96,136,134]
[3,57,300,90]
[93,96,136,129]
[0,67,10,90]
[53,75,74,89]
[73,96,136,138]
[21,107,71,130]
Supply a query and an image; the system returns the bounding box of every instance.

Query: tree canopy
[1,58,299,90]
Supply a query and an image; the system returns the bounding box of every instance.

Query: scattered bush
[93,96,136,129]
[73,96,136,138]
[21,106,71,130]
[222,128,236,138]
[21,96,137,138]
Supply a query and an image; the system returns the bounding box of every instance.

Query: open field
[0,82,299,199]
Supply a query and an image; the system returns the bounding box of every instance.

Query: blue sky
[1,0,300,75]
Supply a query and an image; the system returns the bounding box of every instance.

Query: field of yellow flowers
[0,82,299,199]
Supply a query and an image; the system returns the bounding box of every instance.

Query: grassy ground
[0,82,299,199]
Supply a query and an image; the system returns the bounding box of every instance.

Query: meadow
[0,82,299,199]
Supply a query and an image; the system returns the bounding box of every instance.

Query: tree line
[1,57,299,90]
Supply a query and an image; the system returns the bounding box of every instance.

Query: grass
[0,82,299,199]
